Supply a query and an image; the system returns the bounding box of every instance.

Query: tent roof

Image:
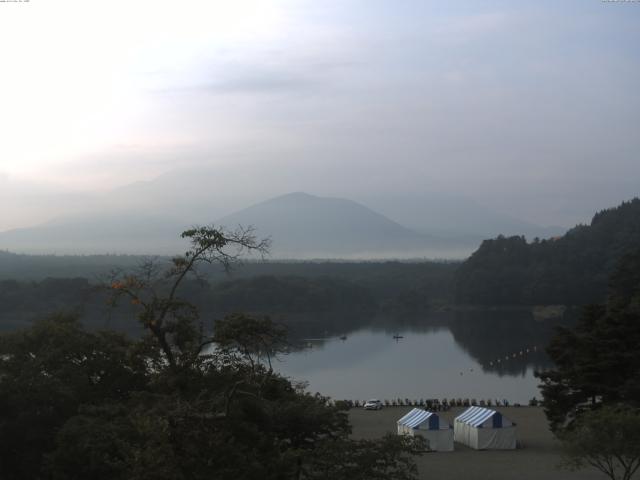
[455,406,506,428]
[397,408,438,429]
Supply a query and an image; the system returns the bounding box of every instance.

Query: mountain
[2,165,570,249]
[358,192,566,240]
[0,191,475,258]
[87,166,567,240]
[113,167,567,240]
[454,198,640,306]
[217,192,473,258]
[0,213,191,255]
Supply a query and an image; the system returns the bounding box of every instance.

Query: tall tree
[537,249,640,431]
[2,226,426,480]
[106,225,270,370]
[559,405,640,480]
[0,313,147,480]
[455,198,640,306]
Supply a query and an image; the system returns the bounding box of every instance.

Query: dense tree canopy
[210,275,377,314]
[536,249,640,432]
[0,264,451,335]
[559,405,640,480]
[0,226,425,480]
[455,198,640,305]
[0,313,148,479]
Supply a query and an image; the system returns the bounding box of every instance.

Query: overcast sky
[1,0,638,230]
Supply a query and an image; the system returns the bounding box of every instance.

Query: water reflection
[274,310,567,403]
[448,310,559,377]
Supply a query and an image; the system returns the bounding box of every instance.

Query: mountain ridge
[454,197,640,305]
[0,191,473,258]
[217,192,471,259]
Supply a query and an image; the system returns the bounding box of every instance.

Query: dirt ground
[349,406,605,480]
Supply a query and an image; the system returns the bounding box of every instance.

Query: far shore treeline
[455,198,640,306]
[1,198,639,335]
[0,266,452,336]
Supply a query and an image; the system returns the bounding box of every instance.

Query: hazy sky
[1,0,639,229]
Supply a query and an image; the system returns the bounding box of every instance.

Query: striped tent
[454,406,516,450]
[397,408,454,451]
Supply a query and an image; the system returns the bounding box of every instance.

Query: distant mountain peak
[0,189,475,259]
[266,191,319,203]
[280,191,315,199]
[215,192,472,259]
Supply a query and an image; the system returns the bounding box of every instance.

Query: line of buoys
[304,335,540,375]
[331,397,522,409]
[486,345,539,368]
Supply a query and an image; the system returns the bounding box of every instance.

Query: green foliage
[213,313,288,372]
[455,198,640,305]
[106,226,270,369]
[302,434,428,480]
[46,404,140,480]
[537,249,640,432]
[0,227,424,480]
[560,405,640,480]
[0,313,421,480]
[0,313,147,480]
[210,275,377,314]
[0,263,456,335]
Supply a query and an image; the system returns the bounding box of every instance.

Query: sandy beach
[349,406,605,480]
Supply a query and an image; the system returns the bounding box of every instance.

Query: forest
[454,198,640,306]
[2,198,640,337]
[0,227,427,480]
[1,200,640,479]
[0,265,454,337]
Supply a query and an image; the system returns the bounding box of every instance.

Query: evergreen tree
[0,227,425,480]
[537,249,640,432]
[455,198,640,306]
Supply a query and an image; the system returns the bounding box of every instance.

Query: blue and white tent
[397,408,454,451]
[454,406,516,450]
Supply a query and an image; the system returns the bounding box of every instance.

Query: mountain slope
[102,166,566,239]
[217,192,470,258]
[454,198,640,305]
[0,192,474,258]
[359,192,565,239]
[0,213,190,255]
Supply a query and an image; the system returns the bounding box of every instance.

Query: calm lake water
[275,312,562,404]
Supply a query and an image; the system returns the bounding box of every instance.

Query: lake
[275,311,564,404]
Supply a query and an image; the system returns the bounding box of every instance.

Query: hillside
[359,192,564,239]
[0,262,458,334]
[454,198,640,305]
[0,213,190,255]
[0,191,474,258]
[218,192,472,258]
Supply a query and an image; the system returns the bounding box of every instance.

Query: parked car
[363,399,383,410]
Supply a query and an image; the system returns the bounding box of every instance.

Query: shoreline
[348,406,602,480]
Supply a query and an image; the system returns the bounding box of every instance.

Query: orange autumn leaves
[111,276,144,305]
